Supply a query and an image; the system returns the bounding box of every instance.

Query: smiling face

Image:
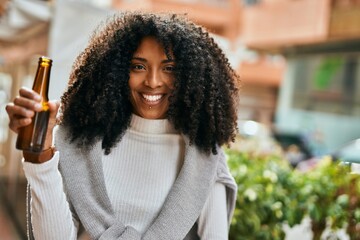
[129,37,175,119]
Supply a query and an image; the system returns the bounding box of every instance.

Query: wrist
[23,146,56,164]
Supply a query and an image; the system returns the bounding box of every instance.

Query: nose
[144,69,163,89]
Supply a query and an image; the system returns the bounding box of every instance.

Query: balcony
[241,0,360,52]
[238,55,285,87]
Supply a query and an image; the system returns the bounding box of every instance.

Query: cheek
[128,76,141,104]
[129,86,140,106]
[166,76,176,89]
[128,74,139,89]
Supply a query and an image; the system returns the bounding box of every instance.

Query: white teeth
[142,94,162,102]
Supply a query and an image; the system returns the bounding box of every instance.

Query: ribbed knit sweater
[23,115,231,239]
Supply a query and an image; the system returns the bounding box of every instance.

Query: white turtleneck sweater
[22,115,228,239]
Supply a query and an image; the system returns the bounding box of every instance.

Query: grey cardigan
[27,125,237,240]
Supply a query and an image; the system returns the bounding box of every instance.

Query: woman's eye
[131,64,145,71]
[164,65,175,72]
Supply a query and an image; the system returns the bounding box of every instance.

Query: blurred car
[331,138,360,164]
[272,131,313,167]
[297,138,360,173]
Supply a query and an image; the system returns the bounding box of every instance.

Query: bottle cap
[39,56,52,66]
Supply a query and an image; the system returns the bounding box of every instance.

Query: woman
[6,12,240,239]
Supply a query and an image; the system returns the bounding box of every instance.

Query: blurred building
[0,0,359,239]
[241,0,360,156]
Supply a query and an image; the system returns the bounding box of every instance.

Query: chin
[139,112,166,120]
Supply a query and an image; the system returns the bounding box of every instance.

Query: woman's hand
[5,87,60,163]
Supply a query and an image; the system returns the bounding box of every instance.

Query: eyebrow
[131,57,175,63]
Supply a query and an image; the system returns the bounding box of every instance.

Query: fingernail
[34,95,42,101]
[23,118,31,125]
[35,103,42,110]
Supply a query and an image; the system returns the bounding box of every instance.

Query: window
[292,53,360,116]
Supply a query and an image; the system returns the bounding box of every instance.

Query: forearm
[23,152,78,240]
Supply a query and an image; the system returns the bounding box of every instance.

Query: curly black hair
[59,12,240,155]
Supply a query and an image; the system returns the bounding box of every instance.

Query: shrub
[226,149,360,240]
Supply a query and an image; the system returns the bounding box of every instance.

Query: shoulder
[53,125,71,148]
[214,148,233,182]
[213,147,238,223]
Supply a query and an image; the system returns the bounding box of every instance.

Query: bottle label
[42,102,49,111]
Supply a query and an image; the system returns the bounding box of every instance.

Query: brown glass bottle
[16,56,52,152]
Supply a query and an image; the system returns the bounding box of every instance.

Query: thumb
[48,100,60,119]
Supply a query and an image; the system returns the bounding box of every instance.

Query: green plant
[226,149,360,240]
[299,158,360,240]
[227,150,300,240]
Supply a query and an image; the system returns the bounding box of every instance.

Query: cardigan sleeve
[23,152,79,240]
[197,182,228,240]
[215,149,238,224]
[196,149,238,239]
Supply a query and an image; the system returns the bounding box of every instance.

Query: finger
[43,100,60,149]
[5,102,35,119]
[48,100,60,116]
[13,96,43,112]
[8,117,32,133]
[48,100,60,127]
[6,102,34,133]
[19,87,41,101]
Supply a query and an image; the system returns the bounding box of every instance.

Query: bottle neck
[32,64,51,102]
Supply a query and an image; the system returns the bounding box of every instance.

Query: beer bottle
[16,56,52,152]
